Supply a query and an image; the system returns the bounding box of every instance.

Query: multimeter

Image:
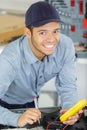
[60,99,87,122]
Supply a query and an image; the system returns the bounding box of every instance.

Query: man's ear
[24,27,31,38]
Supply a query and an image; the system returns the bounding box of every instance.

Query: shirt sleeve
[0,48,21,126]
[0,106,21,126]
[55,36,78,109]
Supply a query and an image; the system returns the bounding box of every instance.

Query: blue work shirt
[0,34,78,126]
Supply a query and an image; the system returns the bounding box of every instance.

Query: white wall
[0,0,43,12]
[76,59,87,100]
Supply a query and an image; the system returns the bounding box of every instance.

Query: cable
[46,120,68,130]
[46,112,83,130]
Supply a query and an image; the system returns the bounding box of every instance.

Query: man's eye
[54,30,60,33]
[39,32,46,35]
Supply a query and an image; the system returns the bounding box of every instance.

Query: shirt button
[39,75,42,78]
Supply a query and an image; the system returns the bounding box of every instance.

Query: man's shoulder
[55,34,75,57]
[59,34,74,48]
[4,35,25,54]
[60,34,73,43]
[1,36,23,63]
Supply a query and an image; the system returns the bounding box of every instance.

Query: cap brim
[31,19,63,27]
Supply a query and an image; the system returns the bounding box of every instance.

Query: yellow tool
[60,99,87,122]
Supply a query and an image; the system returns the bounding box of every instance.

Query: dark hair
[27,26,34,34]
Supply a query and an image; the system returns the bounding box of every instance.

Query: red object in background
[83,2,87,29]
[70,0,75,7]
[83,19,87,29]
[71,25,76,32]
[79,0,84,15]
[83,33,87,38]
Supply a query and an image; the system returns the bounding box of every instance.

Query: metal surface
[2,127,44,130]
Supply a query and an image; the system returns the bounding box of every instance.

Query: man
[0,1,80,128]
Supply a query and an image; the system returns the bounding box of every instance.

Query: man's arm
[56,36,78,109]
[55,36,80,125]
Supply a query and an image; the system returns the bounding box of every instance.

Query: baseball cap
[25,1,62,27]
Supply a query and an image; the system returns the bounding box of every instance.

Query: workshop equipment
[45,0,87,58]
[1,105,87,130]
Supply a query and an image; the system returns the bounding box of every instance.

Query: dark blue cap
[25,1,61,27]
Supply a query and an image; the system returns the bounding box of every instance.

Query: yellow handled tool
[60,99,87,122]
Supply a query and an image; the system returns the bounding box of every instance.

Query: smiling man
[0,1,79,128]
[25,22,60,60]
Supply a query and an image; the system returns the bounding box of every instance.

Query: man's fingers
[63,113,79,125]
[17,108,41,127]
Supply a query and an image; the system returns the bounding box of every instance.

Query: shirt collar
[21,35,57,64]
[22,35,39,64]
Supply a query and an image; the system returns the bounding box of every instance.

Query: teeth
[45,45,54,48]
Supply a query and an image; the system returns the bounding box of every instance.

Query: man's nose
[47,33,55,42]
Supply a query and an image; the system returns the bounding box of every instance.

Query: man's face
[26,22,60,60]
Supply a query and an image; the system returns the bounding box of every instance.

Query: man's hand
[60,109,83,125]
[17,108,41,127]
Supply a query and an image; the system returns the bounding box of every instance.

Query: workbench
[0,12,24,45]
[2,127,44,130]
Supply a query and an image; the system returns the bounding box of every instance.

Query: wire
[62,125,68,130]
[46,112,83,130]
[46,120,68,130]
